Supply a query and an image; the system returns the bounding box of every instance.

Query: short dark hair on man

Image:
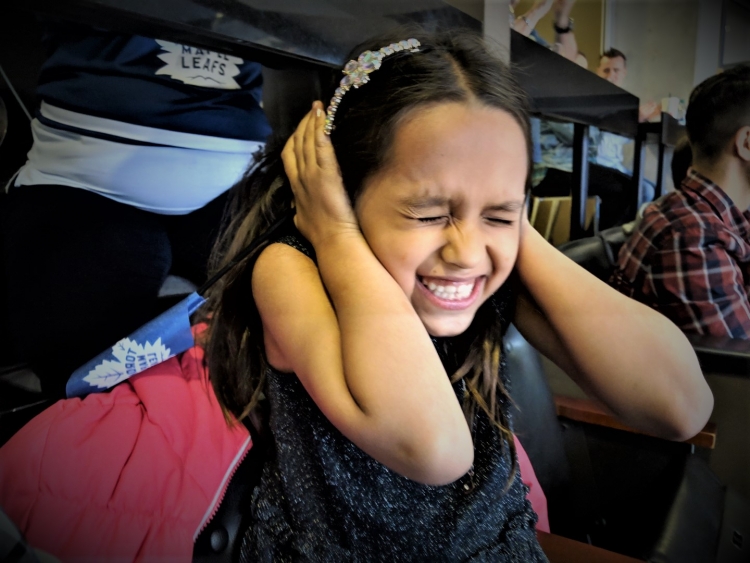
[671,136,692,188]
[686,64,750,163]
[601,48,626,64]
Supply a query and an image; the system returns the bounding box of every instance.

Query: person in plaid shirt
[611,64,750,339]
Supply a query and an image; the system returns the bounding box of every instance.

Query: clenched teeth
[424,280,475,301]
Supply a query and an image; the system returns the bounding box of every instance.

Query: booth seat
[504,324,749,562]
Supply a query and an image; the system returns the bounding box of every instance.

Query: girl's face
[355,102,528,337]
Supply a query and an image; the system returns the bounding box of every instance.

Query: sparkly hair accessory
[324,38,422,135]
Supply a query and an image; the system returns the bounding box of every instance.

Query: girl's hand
[281,101,360,247]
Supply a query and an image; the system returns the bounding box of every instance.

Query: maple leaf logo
[83,337,172,389]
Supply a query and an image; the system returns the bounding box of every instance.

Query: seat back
[0,96,7,148]
[550,196,601,246]
[503,325,745,561]
[556,224,631,281]
[529,197,560,240]
[555,236,612,281]
[504,325,591,540]
[505,325,569,494]
[530,196,601,246]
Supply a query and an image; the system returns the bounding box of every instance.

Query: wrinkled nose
[440,223,485,270]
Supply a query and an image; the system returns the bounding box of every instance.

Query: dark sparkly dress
[238,231,548,563]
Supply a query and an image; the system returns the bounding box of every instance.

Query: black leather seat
[556,223,631,282]
[505,324,750,562]
[0,96,7,148]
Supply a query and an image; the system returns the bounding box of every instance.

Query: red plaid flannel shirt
[610,169,750,339]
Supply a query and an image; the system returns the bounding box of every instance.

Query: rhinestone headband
[324,38,422,135]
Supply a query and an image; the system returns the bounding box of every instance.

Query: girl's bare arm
[513,217,713,441]
[254,105,473,485]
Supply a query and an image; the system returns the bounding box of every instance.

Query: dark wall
[0,3,45,186]
[723,0,750,67]
[0,4,45,364]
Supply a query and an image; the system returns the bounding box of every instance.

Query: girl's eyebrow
[484,201,526,212]
[399,195,526,213]
[398,195,450,209]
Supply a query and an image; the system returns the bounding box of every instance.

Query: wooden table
[538,532,644,563]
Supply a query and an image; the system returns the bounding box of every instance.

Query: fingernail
[316,108,322,117]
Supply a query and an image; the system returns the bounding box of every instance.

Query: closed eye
[417,216,447,223]
[486,217,514,226]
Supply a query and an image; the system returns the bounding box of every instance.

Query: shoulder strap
[275,222,316,262]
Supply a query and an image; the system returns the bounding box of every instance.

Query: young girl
[204,29,713,561]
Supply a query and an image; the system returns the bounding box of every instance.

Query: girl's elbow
[665,384,714,443]
[666,415,709,444]
[399,432,474,486]
[659,346,714,442]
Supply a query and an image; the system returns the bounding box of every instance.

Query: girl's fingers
[293,110,312,179]
[303,102,320,170]
[314,104,338,171]
[281,137,301,193]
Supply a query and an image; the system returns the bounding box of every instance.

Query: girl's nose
[440,223,485,270]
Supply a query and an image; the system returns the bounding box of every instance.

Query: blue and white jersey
[15,24,271,214]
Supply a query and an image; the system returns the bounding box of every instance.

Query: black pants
[532,164,636,231]
[1,185,227,398]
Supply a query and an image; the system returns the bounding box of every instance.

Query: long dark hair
[204,28,533,463]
